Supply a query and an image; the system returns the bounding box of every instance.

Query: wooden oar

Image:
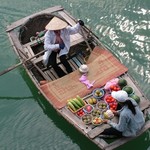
[83,25,99,40]
[80,26,93,52]
[0,49,46,76]
[17,48,50,80]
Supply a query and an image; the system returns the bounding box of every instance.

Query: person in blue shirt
[43,16,84,77]
[100,90,145,138]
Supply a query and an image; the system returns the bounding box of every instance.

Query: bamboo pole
[17,48,50,80]
[0,49,46,76]
[80,27,92,52]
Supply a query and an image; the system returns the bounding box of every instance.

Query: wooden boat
[5,6,150,150]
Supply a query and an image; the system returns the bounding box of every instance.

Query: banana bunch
[67,95,85,112]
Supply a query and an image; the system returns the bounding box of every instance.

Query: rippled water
[0,0,150,150]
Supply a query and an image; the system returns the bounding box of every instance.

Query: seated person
[43,16,84,77]
[100,90,145,138]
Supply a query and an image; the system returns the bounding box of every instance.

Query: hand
[59,43,65,49]
[111,110,118,115]
[78,20,84,26]
[102,119,108,124]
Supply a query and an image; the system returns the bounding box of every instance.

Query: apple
[86,105,92,112]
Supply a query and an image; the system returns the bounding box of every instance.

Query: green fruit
[70,99,81,109]
[118,78,127,87]
[103,112,109,119]
[92,98,97,104]
[67,102,76,111]
[130,94,140,103]
[123,86,133,94]
[76,95,85,106]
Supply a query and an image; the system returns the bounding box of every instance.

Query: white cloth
[43,23,81,66]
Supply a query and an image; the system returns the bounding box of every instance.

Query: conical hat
[45,17,68,30]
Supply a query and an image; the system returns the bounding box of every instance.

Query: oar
[83,25,99,40]
[80,26,93,52]
[0,49,46,76]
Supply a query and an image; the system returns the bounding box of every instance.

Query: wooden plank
[87,124,110,139]
[45,71,55,81]
[72,57,82,67]
[140,100,150,111]
[8,31,27,59]
[7,32,25,59]
[58,10,76,26]
[94,137,108,150]
[68,59,78,70]
[70,34,85,46]
[32,63,50,81]
[23,36,44,47]
[45,69,58,80]
[9,31,23,50]
[6,6,64,31]
[23,47,31,58]
[61,107,92,133]
[76,54,85,64]
[33,55,43,64]
[67,59,76,71]
[24,33,84,50]
[26,46,35,56]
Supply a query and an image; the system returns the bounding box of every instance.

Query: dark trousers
[100,127,122,138]
[47,51,73,77]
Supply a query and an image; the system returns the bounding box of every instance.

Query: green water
[0,0,150,150]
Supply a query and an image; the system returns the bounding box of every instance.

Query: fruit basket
[97,100,108,111]
[91,108,101,117]
[104,94,118,110]
[76,108,86,118]
[104,94,116,104]
[81,114,92,125]
[92,88,105,99]
[87,97,97,105]
[67,96,87,113]
[92,117,103,126]
[109,84,121,92]
[83,104,94,114]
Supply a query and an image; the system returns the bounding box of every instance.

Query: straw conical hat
[45,17,68,30]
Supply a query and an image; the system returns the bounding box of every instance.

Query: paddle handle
[0,49,46,76]
[0,62,22,76]
[80,27,92,52]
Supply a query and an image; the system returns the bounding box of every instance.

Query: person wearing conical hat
[99,90,145,138]
[43,16,84,77]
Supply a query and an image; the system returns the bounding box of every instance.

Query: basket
[92,88,105,99]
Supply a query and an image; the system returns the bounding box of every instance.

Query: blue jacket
[108,99,145,137]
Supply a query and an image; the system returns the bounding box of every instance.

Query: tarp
[40,46,128,109]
